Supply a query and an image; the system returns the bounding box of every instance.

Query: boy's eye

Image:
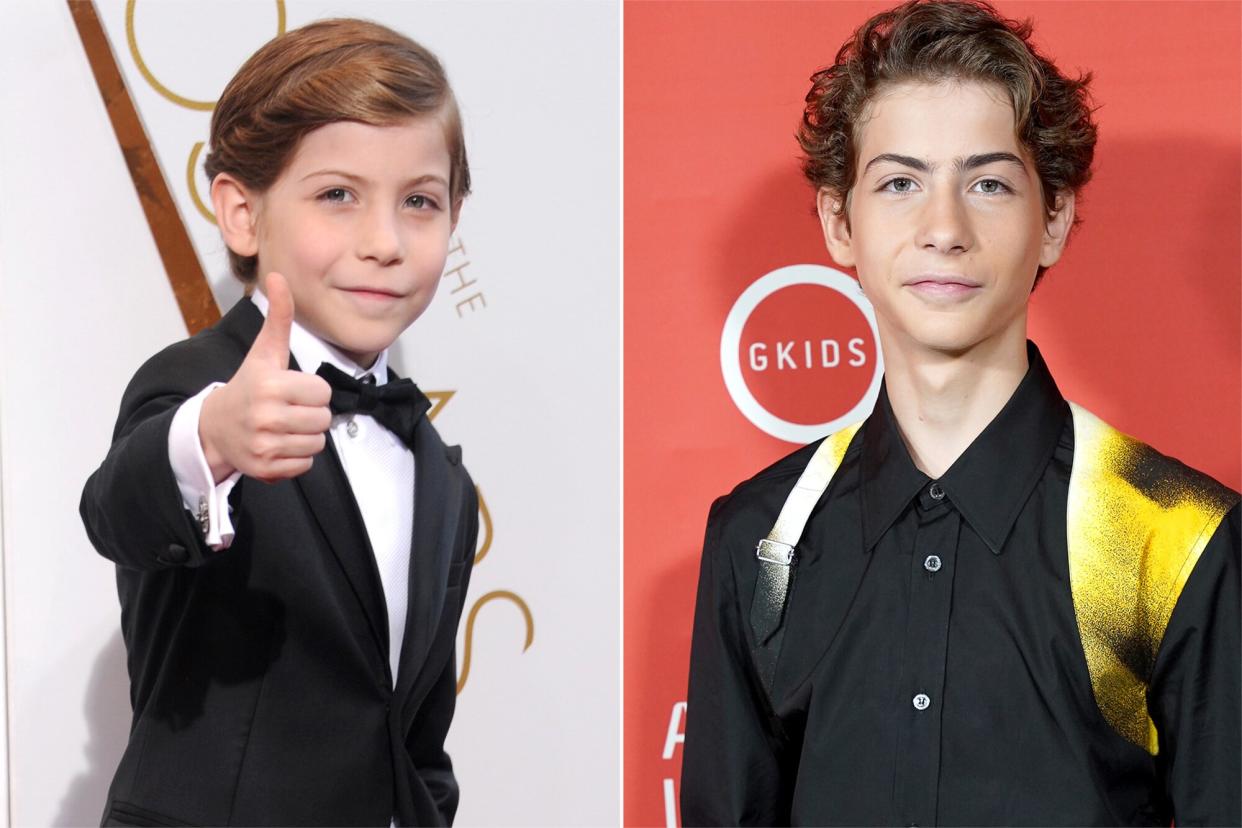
[406,194,440,210]
[319,188,353,203]
[973,178,1012,195]
[881,177,917,193]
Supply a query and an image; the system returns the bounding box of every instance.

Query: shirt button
[923,554,942,573]
[928,482,945,500]
[346,419,359,438]
[912,693,931,711]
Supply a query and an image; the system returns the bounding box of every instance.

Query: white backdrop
[0,1,619,825]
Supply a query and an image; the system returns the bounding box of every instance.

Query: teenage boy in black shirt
[681,2,1240,825]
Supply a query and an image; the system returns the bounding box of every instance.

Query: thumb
[249,271,294,367]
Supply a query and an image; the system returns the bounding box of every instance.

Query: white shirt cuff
[168,383,241,550]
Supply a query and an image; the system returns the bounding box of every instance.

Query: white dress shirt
[168,291,415,686]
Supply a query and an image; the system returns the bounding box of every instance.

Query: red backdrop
[624,1,1242,825]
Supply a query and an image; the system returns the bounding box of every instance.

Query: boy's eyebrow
[301,169,450,189]
[862,151,1028,175]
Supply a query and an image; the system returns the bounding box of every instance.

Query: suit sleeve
[681,496,794,826]
[1148,502,1241,827]
[79,341,228,571]
[406,478,478,826]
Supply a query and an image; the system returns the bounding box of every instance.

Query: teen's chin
[892,312,991,354]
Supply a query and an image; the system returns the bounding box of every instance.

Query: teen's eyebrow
[863,152,1028,175]
[301,169,450,189]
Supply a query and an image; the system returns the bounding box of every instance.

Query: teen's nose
[915,184,973,255]
[357,206,405,266]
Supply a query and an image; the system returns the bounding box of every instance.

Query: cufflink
[197,496,210,537]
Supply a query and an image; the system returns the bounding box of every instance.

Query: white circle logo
[720,264,884,443]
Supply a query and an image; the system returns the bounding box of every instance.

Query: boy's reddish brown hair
[798,0,1097,281]
[204,18,470,283]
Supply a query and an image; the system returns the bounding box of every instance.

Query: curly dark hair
[798,0,1097,281]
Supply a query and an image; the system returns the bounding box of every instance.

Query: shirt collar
[860,340,1069,554]
[249,289,389,385]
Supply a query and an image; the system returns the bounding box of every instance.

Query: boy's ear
[817,187,855,268]
[211,173,260,258]
[1039,190,1076,268]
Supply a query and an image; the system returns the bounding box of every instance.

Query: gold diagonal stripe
[68,0,220,335]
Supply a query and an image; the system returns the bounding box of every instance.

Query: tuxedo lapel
[223,298,391,664]
[397,416,463,719]
[292,439,391,660]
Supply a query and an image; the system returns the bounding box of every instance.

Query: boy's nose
[915,188,974,255]
[357,211,405,265]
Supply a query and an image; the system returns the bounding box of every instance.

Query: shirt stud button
[928,482,945,500]
[924,554,942,573]
[912,693,931,711]
[346,419,359,438]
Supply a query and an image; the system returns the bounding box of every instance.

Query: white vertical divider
[1,269,10,828]
[2,5,16,824]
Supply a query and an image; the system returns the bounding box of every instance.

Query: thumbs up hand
[199,272,334,484]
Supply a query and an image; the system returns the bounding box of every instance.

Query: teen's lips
[903,273,983,300]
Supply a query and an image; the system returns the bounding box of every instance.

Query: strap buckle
[755,538,795,566]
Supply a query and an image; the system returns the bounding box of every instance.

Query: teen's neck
[880,325,1028,479]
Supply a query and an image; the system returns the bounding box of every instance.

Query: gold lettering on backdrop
[425,390,456,423]
[457,591,535,694]
[187,141,215,224]
[125,0,286,110]
[69,0,219,334]
[443,235,488,317]
[456,485,534,694]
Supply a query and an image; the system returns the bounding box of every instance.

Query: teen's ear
[817,187,855,268]
[210,173,261,258]
[1039,190,1075,268]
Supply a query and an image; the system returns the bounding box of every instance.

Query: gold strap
[1067,402,1238,754]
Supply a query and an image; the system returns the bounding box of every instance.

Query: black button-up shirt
[682,344,1240,826]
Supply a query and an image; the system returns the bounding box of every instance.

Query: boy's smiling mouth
[339,286,406,300]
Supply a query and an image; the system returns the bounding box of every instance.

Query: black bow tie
[315,362,430,451]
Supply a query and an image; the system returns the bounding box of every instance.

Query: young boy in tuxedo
[80,19,476,827]
[681,1,1239,825]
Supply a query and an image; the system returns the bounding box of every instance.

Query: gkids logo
[721,265,883,443]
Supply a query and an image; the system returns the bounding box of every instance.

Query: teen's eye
[880,176,918,194]
[973,178,1012,195]
[318,187,355,204]
[405,194,441,210]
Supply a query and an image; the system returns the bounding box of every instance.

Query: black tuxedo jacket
[80,298,477,827]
